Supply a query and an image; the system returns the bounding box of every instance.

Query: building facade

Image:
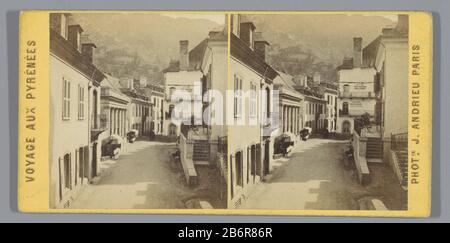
[373,15,409,187]
[336,37,378,135]
[145,83,165,135]
[323,84,339,132]
[49,13,105,208]
[100,74,130,141]
[273,71,304,140]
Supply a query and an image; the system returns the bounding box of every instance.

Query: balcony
[339,109,374,117]
[339,109,349,116]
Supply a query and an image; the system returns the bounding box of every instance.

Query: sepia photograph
[6,0,441,226]
[48,12,228,209]
[46,11,413,212]
[228,13,409,210]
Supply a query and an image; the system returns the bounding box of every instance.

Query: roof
[230,33,278,82]
[362,36,382,68]
[50,29,105,85]
[337,35,382,70]
[102,73,124,91]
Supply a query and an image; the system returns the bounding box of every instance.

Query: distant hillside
[72,13,222,85]
[245,14,394,82]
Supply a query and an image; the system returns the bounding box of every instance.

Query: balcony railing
[339,109,374,117]
[339,110,349,116]
[341,91,374,98]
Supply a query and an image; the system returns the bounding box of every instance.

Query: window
[343,84,350,95]
[265,87,271,118]
[249,82,257,118]
[234,75,243,118]
[169,87,176,99]
[78,85,85,120]
[342,102,349,115]
[62,78,70,119]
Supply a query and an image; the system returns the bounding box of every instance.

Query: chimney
[140,76,147,87]
[239,22,256,48]
[133,78,141,90]
[224,14,228,32]
[353,37,363,68]
[254,32,270,61]
[294,75,308,88]
[81,35,96,63]
[68,24,83,52]
[209,30,221,39]
[396,14,409,34]
[179,40,189,71]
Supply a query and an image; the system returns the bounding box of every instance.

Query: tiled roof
[337,35,382,70]
[362,35,382,68]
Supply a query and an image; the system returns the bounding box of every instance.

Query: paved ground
[70,139,226,209]
[240,138,407,210]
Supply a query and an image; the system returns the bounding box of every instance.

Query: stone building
[100,74,130,141]
[229,14,278,208]
[273,71,304,140]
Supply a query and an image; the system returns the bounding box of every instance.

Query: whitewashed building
[49,13,105,208]
[336,37,377,135]
[229,15,278,208]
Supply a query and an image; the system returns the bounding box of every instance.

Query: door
[263,141,270,176]
[92,143,97,177]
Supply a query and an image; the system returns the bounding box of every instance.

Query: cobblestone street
[240,138,407,210]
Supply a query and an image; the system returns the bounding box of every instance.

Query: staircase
[366,137,383,163]
[395,150,408,188]
[193,140,210,165]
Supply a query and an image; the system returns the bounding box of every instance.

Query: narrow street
[70,139,196,209]
[240,138,406,210]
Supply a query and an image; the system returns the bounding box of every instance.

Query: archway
[342,120,351,134]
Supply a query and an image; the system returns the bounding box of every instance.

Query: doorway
[263,141,270,176]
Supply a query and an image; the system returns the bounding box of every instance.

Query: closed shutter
[58,157,63,201]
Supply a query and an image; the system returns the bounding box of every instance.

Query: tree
[354,112,371,135]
